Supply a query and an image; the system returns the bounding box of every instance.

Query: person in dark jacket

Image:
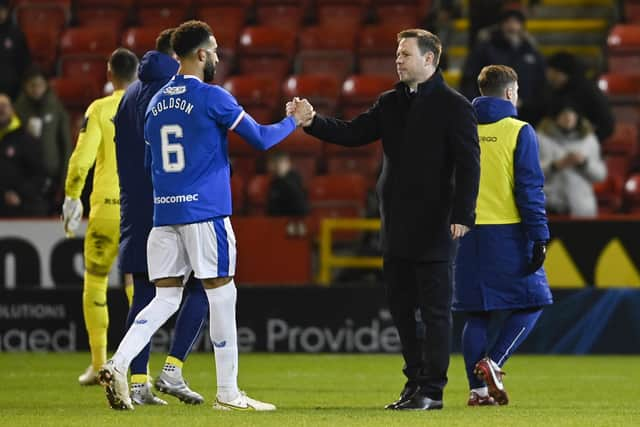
[14,67,72,213]
[266,151,308,216]
[0,0,31,100]
[545,51,614,142]
[291,29,480,410]
[454,65,552,407]
[0,93,47,216]
[113,28,208,405]
[460,9,546,124]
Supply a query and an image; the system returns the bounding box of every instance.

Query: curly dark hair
[171,20,213,58]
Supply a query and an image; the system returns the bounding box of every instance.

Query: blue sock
[489,308,543,367]
[128,273,156,376]
[462,312,490,389]
[168,276,208,361]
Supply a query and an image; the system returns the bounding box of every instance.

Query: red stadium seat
[192,0,252,6]
[247,174,272,215]
[195,5,246,33]
[309,173,367,217]
[137,6,186,28]
[373,4,420,29]
[282,74,341,117]
[607,25,640,73]
[595,155,629,214]
[59,57,109,87]
[228,132,260,178]
[624,173,640,212]
[74,0,133,7]
[23,27,60,74]
[49,76,102,109]
[122,27,165,57]
[135,0,191,6]
[308,173,368,239]
[255,3,304,29]
[59,27,118,56]
[238,26,297,79]
[602,122,639,158]
[295,25,357,81]
[223,75,281,123]
[358,25,402,79]
[597,73,640,104]
[270,129,324,185]
[76,7,129,30]
[58,28,116,86]
[341,74,396,119]
[315,2,365,28]
[273,128,323,156]
[14,2,69,33]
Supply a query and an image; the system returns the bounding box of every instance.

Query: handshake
[286,97,315,128]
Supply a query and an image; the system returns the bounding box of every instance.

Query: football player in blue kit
[99,20,314,411]
[113,28,208,406]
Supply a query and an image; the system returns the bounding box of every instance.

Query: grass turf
[0,353,638,426]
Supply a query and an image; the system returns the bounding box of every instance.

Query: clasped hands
[286,97,315,128]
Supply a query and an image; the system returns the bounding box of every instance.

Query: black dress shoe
[394,391,443,411]
[384,382,419,409]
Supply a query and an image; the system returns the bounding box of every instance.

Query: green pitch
[1,353,638,426]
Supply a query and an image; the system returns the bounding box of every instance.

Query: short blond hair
[477,65,518,96]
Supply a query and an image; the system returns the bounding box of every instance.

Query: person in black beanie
[544,51,614,143]
[0,0,32,100]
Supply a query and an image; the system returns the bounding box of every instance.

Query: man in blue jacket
[113,28,208,406]
[453,64,552,407]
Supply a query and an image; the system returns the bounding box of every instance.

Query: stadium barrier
[1,287,638,354]
[318,217,640,288]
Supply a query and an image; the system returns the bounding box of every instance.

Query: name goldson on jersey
[154,193,199,204]
[150,97,194,116]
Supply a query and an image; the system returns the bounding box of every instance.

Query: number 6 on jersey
[160,124,185,172]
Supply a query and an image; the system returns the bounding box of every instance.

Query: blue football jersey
[145,75,243,226]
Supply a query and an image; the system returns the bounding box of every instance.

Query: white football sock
[206,281,240,402]
[472,387,489,397]
[112,287,183,372]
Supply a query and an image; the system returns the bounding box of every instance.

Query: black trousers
[383,257,454,401]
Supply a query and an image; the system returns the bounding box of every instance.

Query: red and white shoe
[467,390,498,406]
[474,357,509,405]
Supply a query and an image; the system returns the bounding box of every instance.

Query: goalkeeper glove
[62,196,83,237]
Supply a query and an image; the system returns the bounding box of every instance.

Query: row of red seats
[51,72,395,146]
[14,0,431,32]
[231,171,369,220]
[228,128,381,188]
[26,22,407,82]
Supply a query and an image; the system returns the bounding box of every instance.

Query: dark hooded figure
[544,51,614,143]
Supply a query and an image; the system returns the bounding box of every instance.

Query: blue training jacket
[114,51,179,273]
[453,96,552,312]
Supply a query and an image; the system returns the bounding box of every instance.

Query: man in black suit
[289,29,480,410]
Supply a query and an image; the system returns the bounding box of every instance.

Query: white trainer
[98,360,134,410]
[131,382,168,406]
[78,365,99,386]
[213,391,276,411]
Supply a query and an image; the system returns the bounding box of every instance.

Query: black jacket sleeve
[450,98,480,227]
[304,99,382,146]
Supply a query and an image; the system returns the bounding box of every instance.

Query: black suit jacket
[305,71,480,261]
